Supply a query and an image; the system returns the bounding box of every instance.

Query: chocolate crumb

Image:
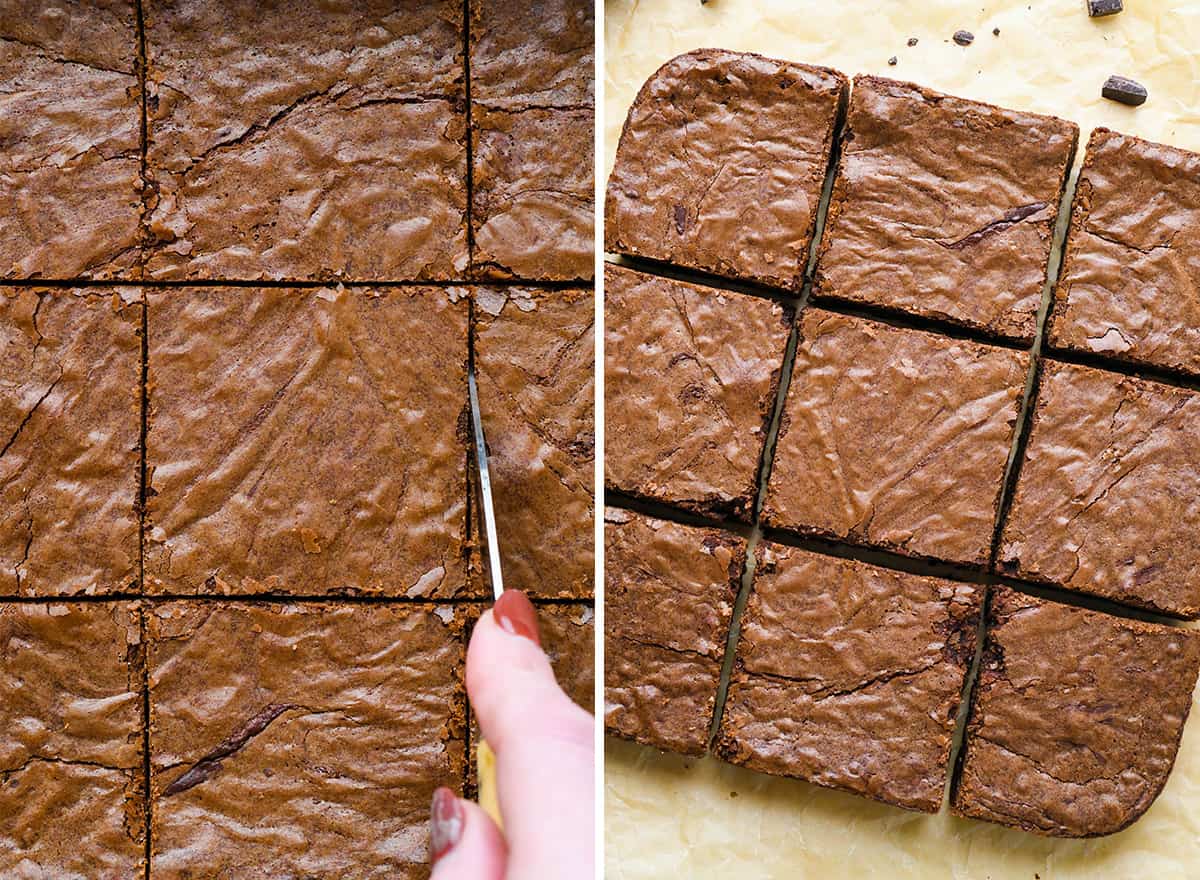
[1088,0,1122,16]
[1102,75,1147,106]
[907,37,918,46]
[993,27,1000,35]
[888,56,897,66]
[953,30,974,46]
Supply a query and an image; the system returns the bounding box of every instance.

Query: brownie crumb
[1102,74,1147,106]
[993,27,1000,35]
[1088,0,1122,16]
[953,30,975,46]
[907,37,918,46]
[888,56,898,66]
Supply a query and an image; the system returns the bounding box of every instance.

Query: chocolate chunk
[907,37,918,46]
[953,29,974,45]
[1102,75,1147,106]
[888,55,898,66]
[1087,0,1123,16]
[993,27,1000,35]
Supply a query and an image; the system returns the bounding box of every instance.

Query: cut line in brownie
[0,3,143,279]
[604,507,745,756]
[0,603,145,877]
[605,49,847,291]
[763,309,1028,567]
[999,359,1200,618]
[144,286,472,597]
[0,288,142,597]
[814,75,1078,343]
[952,587,1200,837]
[473,288,594,598]
[141,0,467,281]
[604,263,791,521]
[715,543,982,813]
[1048,127,1200,378]
[148,602,465,879]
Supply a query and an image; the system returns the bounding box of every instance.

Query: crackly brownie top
[148,602,464,877]
[606,49,846,290]
[0,602,144,876]
[145,286,470,598]
[815,75,1078,342]
[1050,127,1200,376]
[539,604,596,712]
[716,543,980,813]
[1000,360,1200,618]
[953,588,1200,837]
[763,309,1027,566]
[474,288,594,598]
[469,0,593,110]
[0,288,141,597]
[604,263,790,519]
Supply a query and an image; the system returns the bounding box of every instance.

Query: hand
[430,590,595,879]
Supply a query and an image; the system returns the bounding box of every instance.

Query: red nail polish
[493,590,541,646]
[430,787,464,863]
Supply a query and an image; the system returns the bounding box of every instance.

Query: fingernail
[430,787,464,863]
[493,590,541,646]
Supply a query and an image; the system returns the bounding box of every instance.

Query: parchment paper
[604,2,1200,877]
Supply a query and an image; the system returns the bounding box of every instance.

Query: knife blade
[469,370,504,600]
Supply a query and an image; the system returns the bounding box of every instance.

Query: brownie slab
[0,603,144,876]
[815,75,1078,342]
[0,288,141,596]
[1049,128,1200,377]
[473,288,594,598]
[952,588,1200,837]
[148,603,465,878]
[764,310,1027,566]
[606,49,846,290]
[604,508,745,755]
[469,0,593,110]
[145,287,471,597]
[142,0,467,280]
[1000,360,1200,618]
[605,263,790,519]
[472,106,594,281]
[0,3,142,278]
[716,544,981,813]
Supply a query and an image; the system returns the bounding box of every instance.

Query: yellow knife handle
[477,738,503,829]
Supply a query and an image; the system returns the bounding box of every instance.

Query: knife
[468,370,505,829]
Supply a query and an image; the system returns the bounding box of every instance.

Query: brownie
[814,75,1078,342]
[144,287,471,597]
[952,588,1200,836]
[0,603,144,876]
[148,603,465,878]
[763,310,1028,566]
[999,360,1200,618]
[604,507,745,755]
[1048,128,1200,377]
[0,288,141,596]
[473,288,594,598]
[468,0,593,110]
[605,49,846,291]
[604,263,790,519]
[716,544,981,813]
[0,2,142,279]
[471,106,594,281]
[142,0,467,281]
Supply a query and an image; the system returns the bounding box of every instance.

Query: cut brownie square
[145,287,471,597]
[716,543,982,813]
[814,75,1078,342]
[473,288,594,598]
[952,587,1200,837]
[148,603,465,879]
[469,0,593,111]
[0,4,142,278]
[0,603,144,876]
[0,288,141,596]
[604,507,745,755]
[471,106,594,281]
[605,263,790,520]
[763,310,1027,566]
[606,49,846,291]
[1048,128,1200,377]
[142,0,467,281]
[999,360,1200,618]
